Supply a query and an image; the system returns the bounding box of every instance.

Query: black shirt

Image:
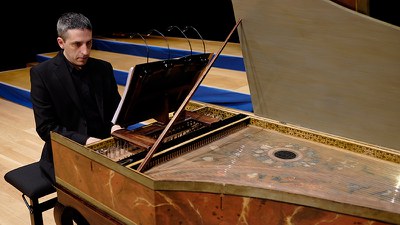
[66,60,109,139]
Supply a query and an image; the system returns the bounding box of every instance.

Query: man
[30,12,121,184]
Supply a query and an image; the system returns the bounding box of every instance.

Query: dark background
[0,0,398,72]
[0,1,237,71]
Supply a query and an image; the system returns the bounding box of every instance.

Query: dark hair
[57,12,92,40]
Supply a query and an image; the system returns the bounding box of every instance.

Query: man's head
[56,12,93,69]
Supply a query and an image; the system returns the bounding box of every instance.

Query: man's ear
[57,37,64,49]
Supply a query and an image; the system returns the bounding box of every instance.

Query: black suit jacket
[30,50,121,183]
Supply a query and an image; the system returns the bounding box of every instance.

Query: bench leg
[22,194,57,225]
[24,196,44,225]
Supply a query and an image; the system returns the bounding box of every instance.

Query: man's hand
[86,137,101,145]
[111,124,124,133]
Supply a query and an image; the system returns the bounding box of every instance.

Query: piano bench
[4,162,57,225]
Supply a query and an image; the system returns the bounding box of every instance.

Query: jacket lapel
[53,52,83,113]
